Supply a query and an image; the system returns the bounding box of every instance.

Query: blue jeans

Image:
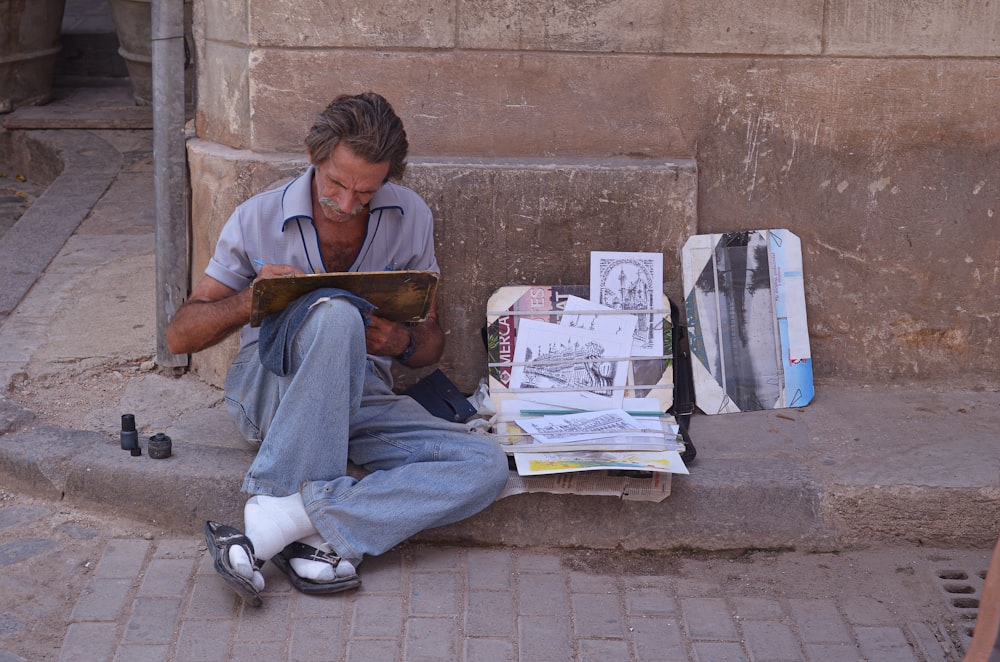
[224,297,509,563]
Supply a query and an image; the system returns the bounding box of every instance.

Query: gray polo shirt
[205,166,439,380]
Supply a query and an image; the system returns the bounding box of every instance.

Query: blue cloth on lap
[258,287,375,376]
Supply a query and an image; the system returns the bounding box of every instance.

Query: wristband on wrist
[395,328,417,362]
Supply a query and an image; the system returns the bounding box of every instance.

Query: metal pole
[152,0,188,368]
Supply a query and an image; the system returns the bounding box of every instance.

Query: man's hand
[256,263,307,280]
[365,316,411,357]
[364,296,445,366]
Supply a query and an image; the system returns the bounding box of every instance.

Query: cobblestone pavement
[0,493,990,662]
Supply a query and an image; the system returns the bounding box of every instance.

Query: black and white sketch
[589,251,665,358]
[509,318,631,410]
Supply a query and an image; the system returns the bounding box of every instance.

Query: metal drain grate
[933,566,989,650]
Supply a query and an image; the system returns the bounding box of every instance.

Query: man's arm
[365,294,444,367]
[166,276,250,355]
[167,263,306,354]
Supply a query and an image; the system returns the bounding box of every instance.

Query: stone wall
[187,0,999,388]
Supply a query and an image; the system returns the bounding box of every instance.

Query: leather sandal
[271,540,362,595]
[204,520,264,607]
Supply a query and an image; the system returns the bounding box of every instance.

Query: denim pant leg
[224,297,368,497]
[301,375,510,564]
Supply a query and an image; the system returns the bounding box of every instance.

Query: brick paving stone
[152,539,202,559]
[514,551,563,573]
[466,549,514,590]
[350,594,404,637]
[345,638,400,662]
[803,642,864,662]
[409,571,458,615]
[122,597,182,645]
[517,571,570,615]
[518,614,573,661]
[293,590,350,617]
[288,616,342,661]
[465,590,517,637]
[235,594,291,641]
[464,637,515,661]
[94,540,150,579]
[404,616,458,661]
[69,577,133,621]
[185,576,239,619]
[629,616,687,662]
[58,622,117,662]
[408,546,460,570]
[578,637,632,660]
[692,641,748,661]
[174,618,234,661]
[673,577,722,598]
[626,587,678,616]
[569,569,619,594]
[572,592,626,638]
[841,595,896,625]
[741,621,802,661]
[138,558,196,597]
[731,597,785,620]
[788,598,853,643]
[356,552,403,592]
[681,597,739,640]
[854,625,920,662]
[231,640,287,661]
[112,643,170,662]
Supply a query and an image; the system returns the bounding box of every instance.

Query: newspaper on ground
[497,470,672,502]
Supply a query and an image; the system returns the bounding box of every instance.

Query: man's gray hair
[305,92,409,181]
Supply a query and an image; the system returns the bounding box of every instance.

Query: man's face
[312,144,391,223]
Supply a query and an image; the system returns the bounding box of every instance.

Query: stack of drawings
[485,252,690,500]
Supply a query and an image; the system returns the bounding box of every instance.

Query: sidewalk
[54,535,991,662]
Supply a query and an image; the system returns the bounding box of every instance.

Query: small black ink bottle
[120,414,138,451]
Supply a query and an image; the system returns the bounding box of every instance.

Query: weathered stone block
[664,0,823,54]
[827,0,1000,56]
[250,0,455,48]
[458,0,666,52]
[200,0,248,44]
[234,50,696,155]
[194,41,252,148]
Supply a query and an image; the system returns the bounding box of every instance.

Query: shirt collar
[280,165,404,230]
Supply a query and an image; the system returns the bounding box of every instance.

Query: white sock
[289,533,358,581]
[228,493,316,587]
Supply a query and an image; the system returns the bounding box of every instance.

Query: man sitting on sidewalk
[166,92,509,606]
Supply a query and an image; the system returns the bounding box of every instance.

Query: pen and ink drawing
[509,318,630,409]
[560,295,638,346]
[515,409,652,444]
[589,252,664,358]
